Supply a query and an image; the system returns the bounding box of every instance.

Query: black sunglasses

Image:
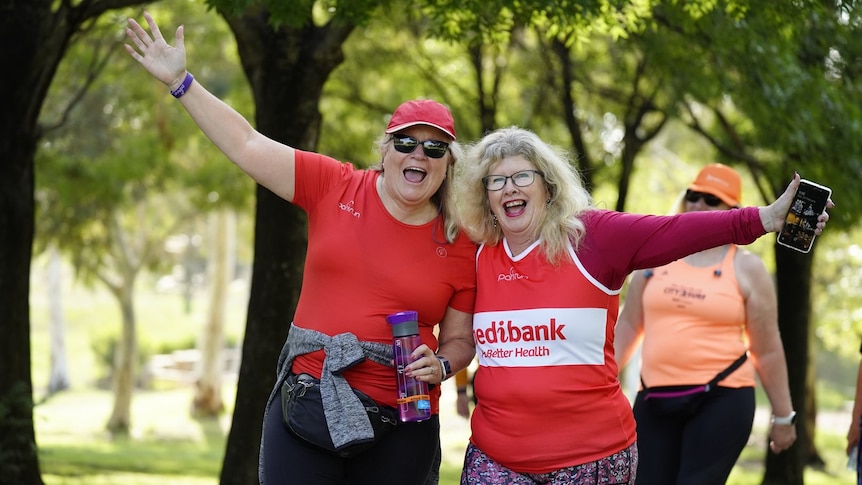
[392,135,449,159]
[684,190,723,207]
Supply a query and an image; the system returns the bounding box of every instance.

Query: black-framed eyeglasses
[482,170,543,191]
[392,134,449,159]
[684,190,723,207]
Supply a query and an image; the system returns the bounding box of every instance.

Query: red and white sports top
[469,208,766,473]
[289,150,477,412]
[639,245,756,388]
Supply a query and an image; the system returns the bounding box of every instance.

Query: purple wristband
[170,72,194,99]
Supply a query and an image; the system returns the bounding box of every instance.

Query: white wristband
[771,410,797,425]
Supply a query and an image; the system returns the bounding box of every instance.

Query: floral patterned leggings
[460,442,638,485]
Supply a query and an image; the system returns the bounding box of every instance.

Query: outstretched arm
[124,12,298,201]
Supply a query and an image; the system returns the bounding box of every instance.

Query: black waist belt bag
[281,373,398,457]
[640,353,748,416]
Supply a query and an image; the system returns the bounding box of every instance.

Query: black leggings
[262,397,440,485]
[633,386,754,485]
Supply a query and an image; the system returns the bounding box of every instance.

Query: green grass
[37,388,229,484]
[724,427,857,485]
[30,262,247,484]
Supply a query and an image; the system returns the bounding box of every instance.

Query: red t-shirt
[289,150,477,412]
[469,208,765,472]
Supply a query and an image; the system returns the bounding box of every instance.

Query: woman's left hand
[769,423,797,453]
[404,344,444,385]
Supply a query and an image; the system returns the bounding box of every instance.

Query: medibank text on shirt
[474,318,566,345]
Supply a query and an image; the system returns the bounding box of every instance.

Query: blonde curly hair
[455,127,593,265]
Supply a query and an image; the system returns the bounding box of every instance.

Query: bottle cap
[386,311,419,337]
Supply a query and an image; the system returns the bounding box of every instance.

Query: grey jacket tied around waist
[278,323,394,448]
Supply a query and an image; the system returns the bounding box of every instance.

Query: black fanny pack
[280,373,398,457]
[641,353,748,416]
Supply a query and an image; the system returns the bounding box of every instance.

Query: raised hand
[761,173,834,235]
[124,12,187,89]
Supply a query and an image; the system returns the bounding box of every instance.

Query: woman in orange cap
[615,163,797,485]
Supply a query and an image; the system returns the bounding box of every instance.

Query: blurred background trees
[2,0,861,484]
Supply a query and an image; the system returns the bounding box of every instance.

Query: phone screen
[776,179,832,253]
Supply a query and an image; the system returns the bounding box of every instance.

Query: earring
[546,198,551,205]
[492,215,497,228]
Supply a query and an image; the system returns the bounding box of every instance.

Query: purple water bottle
[386,311,431,422]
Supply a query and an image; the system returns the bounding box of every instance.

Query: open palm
[124,12,187,87]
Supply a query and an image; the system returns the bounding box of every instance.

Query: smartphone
[776,179,832,253]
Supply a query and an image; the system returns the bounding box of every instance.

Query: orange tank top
[639,245,756,388]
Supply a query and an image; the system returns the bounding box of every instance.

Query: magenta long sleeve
[577,207,765,290]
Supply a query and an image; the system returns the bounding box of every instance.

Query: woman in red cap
[615,163,797,484]
[126,13,476,485]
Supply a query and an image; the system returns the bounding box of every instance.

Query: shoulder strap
[705,352,748,391]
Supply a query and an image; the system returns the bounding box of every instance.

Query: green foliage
[208,0,388,27]
[38,388,229,484]
[36,1,254,286]
[89,330,153,387]
[813,230,862,358]
[723,413,857,485]
[423,0,655,44]
[423,0,517,45]
[318,8,480,159]
[636,2,862,225]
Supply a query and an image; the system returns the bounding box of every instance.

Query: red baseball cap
[385,99,456,140]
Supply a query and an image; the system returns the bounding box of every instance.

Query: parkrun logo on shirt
[498,267,528,281]
[338,200,361,218]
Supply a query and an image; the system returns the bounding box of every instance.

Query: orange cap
[688,163,742,207]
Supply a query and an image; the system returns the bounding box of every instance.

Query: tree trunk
[192,210,235,416]
[46,245,70,395]
[551,38,595,193]
[218,9,356,484]
[762,243,814,485]
[1,0,190,480]
[0,1,49,482]
[106,287,137,435]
